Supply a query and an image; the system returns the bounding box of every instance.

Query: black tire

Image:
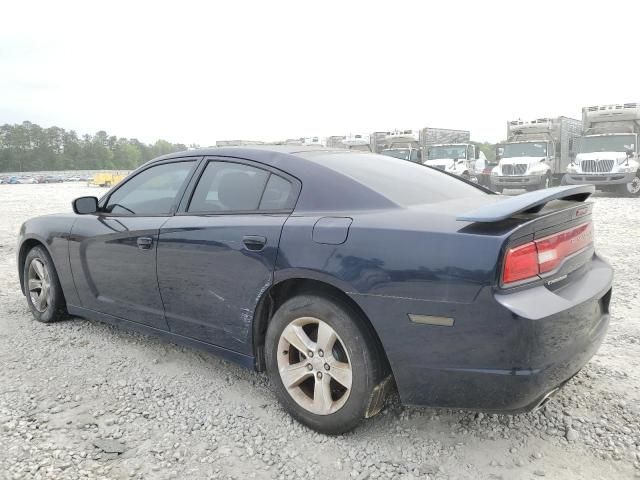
[620,173,640,197]
[492,186,503,194]
[23,246,67,323]
[265,294,387,434]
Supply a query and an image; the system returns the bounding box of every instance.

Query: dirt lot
[1,183,639,480]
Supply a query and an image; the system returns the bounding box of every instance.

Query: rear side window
[188,161,295,213]
[259,174,294,210]
[318,153,486,206]
[189,162,268,212]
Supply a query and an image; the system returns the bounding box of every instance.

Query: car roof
[150,146,398,213]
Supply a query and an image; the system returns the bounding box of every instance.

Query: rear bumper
[352,255,613,412]
[563,172,635,185]
[491,175,543,187]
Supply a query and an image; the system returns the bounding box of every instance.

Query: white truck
[380,129,421,162]
[342,134,372,152]
[491,116,582,192]
[420,128,484,180]
[564,103,640,197]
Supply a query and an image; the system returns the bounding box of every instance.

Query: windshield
[381,149,411,161]
[577,135,636,154]
[501,142,547,158]
[427,145,467,160]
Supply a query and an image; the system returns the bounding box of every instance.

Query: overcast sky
[1,1,638,145]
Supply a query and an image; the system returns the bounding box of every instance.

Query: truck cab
[491,117,581,193]
[563,104,640,197]
[492,140,554,191]
[423,143,478,179]
[380,129,422,163]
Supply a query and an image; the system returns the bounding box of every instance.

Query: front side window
[104,161,194,215]
[188,161,295,213]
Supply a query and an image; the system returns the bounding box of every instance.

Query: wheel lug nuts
[318,350,324,357]
[324,364,330,371]
[307,351,314,358]
[316,372,323,379]
[307,364,313,371]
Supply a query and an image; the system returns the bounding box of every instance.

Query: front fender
[17,215,79,305]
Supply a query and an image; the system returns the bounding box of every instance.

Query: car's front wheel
[23,246,67,323]
[265,294,388,434]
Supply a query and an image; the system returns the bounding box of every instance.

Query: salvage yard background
[1,183,639,480]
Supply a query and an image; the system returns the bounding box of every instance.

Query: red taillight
[503,242,539,284]
[503,222,593,285]
[536,222,593,273]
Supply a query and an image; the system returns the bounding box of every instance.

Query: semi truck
[564,103,640,196]
[380,129,421,162]
[342,134,373,152]
[490,116,582,192]
[420,127,484,180]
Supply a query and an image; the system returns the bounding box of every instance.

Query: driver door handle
[137,236,154,250]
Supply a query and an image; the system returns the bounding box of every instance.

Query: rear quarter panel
[275,209,508,403]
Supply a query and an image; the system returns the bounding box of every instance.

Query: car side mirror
[73,196,99,214]
[626,148,634,157]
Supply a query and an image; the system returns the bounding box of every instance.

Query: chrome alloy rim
[627,176,640,195]
[277,317,352,415]
[28,258,51,312]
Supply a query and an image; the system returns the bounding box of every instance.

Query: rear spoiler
[457,185,595,223]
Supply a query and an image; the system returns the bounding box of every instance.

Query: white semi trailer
[564,103,640,196]
[420,128,484,180]
[491,116,582,192]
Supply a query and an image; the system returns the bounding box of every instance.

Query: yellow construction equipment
[88,171,128,188]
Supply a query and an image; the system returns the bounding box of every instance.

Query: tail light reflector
[503,222,593,285]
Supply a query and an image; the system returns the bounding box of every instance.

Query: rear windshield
[318,153,486,206]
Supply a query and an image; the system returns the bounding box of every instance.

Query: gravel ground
[1,183,639,480]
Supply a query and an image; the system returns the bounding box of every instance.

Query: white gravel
[0,183,639,480]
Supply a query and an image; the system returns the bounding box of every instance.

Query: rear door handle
[242,235,267,251]
[137,236,154,249]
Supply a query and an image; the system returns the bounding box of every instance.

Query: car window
[105,161,193,215]
[259,174,294,210]
[188,162,271,213]
[317,153,485,206]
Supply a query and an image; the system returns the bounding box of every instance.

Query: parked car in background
[44,175,64,183]
[17,176,37,184]
[17,147,612,434]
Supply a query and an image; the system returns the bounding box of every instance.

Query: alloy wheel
[277,317,352,415]
[28,258,50,312]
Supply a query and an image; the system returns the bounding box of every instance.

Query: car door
[69,159,198,329]
[156,157,300,354]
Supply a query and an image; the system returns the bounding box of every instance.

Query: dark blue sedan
[17,147,612,433]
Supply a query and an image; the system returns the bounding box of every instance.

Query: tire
[492,185,503,194]
[265,294,387,434]
[621,173,640,197]
[23,246,67,323]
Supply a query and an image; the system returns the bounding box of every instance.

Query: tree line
[0,121,191,172]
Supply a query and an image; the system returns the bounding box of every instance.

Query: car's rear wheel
[265,294,387,434]
[23,246,67,323]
